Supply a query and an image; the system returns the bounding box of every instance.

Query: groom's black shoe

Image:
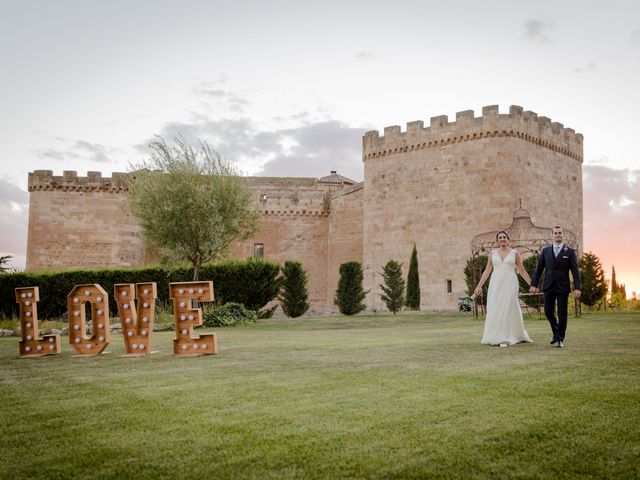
[557,341,564,348]
[550,338,559,345]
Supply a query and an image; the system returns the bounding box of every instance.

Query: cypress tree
[405,245,420,310]
[611,266,619,294]
[380,260,405,314]
[334,261,368,315]
[279,260,310,318]
[580,252,608,309]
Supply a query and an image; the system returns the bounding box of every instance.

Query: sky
[1,0,639,296]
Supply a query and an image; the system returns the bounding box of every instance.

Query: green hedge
[203,258,281,312]
[0,258,281,320]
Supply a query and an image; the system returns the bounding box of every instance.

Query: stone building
[26,105,583,311]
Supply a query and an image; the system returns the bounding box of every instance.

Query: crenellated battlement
[28,170,335,217]
[28,170,130,192]
[363,105,583,162]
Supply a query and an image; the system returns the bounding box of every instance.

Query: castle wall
[327,183,364,306]
[27,171,143,270]
[362,105,583,311]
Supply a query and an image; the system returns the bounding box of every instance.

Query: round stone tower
[361,105,583,311]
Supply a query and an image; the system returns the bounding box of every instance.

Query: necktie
[554,246,560,257]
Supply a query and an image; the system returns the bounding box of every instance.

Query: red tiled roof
[318,171,356,185]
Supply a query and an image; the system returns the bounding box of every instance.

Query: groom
[529,226,581,348]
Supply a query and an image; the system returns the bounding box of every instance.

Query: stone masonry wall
[27,171,143,270]
[362,105,583,311]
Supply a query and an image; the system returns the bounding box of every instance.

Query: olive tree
[0,255,13,273]
[128,136,259,280]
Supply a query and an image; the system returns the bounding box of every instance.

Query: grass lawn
[0,311,638,479]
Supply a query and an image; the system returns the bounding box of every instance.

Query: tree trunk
[192,259,201,282]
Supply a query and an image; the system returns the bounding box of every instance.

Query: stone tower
[362,105,583,310]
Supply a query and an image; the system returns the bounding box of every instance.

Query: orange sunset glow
[583,165,640,298]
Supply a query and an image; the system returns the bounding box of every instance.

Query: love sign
[16,282,218,357]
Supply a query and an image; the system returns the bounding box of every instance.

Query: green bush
[279,261,310,317]
[202,258,281,316]
[334,261,368,315]
[202,302,257,327]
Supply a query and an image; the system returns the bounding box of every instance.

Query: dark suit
[531,244,581,342]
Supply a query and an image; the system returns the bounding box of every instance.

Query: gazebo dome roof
[471,205,578,256]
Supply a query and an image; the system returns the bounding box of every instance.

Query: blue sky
[1,0,639,293]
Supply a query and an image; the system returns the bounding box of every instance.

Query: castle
[26,105,583,311]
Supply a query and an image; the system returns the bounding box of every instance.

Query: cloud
[583,165,640,293]
[73,140,113,163]
[523,18,554,44]
[354,51,374,61]
[33,139,116,164]
[137,116,366,181]
[630,28,640,46]
[0,177,29,266]
[573,61,597,73]
[256,121,366,181]
[191,80,250,114]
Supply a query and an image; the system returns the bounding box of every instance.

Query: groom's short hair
[553,225,563,232]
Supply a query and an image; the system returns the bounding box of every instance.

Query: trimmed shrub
[380,260,405,314]
[202,302,257,327]
[279,261,309,317]
[334,261,368,315]
[405,245,420,310]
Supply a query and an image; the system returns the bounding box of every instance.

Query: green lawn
[1,312,638,480]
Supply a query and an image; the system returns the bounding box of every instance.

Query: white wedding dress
[481,249,533,345]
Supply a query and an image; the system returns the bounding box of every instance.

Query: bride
[474,231,533,346]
